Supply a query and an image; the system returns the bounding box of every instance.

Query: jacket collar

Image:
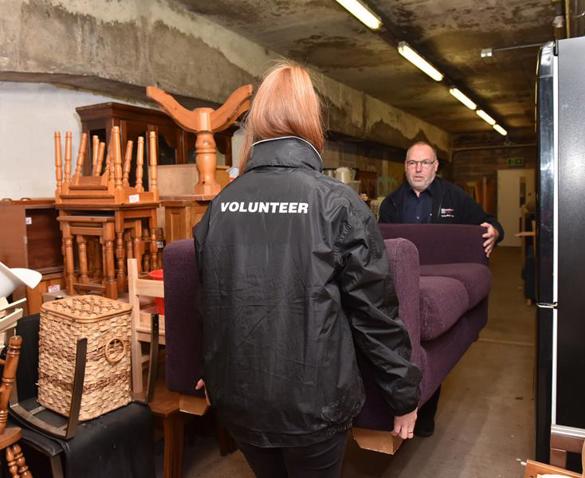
[244,136,323,173]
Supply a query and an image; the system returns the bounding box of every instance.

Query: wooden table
[57,202,160,299]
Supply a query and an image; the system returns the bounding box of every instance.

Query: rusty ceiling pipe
[552,0,568,39]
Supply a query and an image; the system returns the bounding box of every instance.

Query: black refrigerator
[536,37,585,463]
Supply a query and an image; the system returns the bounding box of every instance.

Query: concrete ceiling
[176,0,557,141]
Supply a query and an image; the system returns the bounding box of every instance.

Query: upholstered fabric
[419,276,469,341]
[421,263,491,309]
[379,223,488,266]
[383,238,423,371]
[163,239,205,397]
[163,225,491,434]
[353,225,489,431]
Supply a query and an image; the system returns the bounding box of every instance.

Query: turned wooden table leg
[104,223,118,299]
[116,231,126,291]
[62,223,75,295]
[125,230,134,261]
[150,227,158,272]
[163,412,185,478]
[77,235,89,283]
[142,228,151,272]
[133,220,143,274]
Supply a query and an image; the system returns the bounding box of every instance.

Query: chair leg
[49,454,65,478]
[6,443,32,478]
[163,412,184,478]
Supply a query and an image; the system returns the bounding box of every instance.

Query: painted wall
[0,82,147,198]
[446,145,537,215]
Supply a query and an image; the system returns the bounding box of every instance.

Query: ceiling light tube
[335,0,382,30]
[493,124,508,136]
[476,109,496,125]
[397,41,444,82]
[449,88,477,110]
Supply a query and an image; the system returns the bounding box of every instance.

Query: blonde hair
[239,62,324,169]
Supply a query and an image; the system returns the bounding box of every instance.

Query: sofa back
[378,224,488,265]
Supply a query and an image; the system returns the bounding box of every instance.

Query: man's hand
[195,379,211,406]
[481,222,499,257]
[392,408,418,440]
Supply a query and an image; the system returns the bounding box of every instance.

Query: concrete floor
[168,246,535,478]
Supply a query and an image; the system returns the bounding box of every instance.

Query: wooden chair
[55,127,159,207]
[127,258,208,478]
[55,128,161,298]
[0,335,32,478]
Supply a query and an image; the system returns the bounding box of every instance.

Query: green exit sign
[507,157,525,167]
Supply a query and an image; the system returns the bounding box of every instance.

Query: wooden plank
[351,428,402,455]
[179,395,209,416]
[523,459,581,478]
[135,278,164,298]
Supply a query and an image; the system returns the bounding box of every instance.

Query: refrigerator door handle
[536,302,558,309]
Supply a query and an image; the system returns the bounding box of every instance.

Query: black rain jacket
[194,136,421,448]
[379,177,505,241]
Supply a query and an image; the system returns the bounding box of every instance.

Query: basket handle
[104,338,126,364]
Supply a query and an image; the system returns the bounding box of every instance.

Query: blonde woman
[194,63,420,477]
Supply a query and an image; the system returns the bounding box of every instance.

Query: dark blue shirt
[402,188,432,223]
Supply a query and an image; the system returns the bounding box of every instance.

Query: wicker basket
[38,295,132,421]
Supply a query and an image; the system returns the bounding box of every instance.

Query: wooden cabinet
[0,199,64,313]
[162,197,212,244]
[76,102,234,172]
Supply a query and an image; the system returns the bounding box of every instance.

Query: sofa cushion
[420,263,491,309]
[419,276,469,341]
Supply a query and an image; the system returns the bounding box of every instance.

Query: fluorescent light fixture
[449,88,477,110]
[335,0,382,30]
[476,109,496,125]
[493,124,508,136]
[397,42,444,82]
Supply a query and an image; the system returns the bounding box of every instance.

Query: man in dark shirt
[379,141,504,256]
[379,141,504,436]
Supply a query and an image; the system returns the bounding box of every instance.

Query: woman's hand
[392,408,418,440]
[195,379,211,406]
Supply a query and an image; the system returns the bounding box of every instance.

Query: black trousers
[237,431,348,478]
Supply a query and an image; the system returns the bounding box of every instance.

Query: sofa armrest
[379,224,488,266]
[383,238,422,368]
[163,239,204,396]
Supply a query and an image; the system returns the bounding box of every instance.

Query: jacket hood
[244,136,323,173]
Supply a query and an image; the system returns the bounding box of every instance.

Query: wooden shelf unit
[0,199,64,314]
[76,102,234,171]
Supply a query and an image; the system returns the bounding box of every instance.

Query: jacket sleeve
[336,201,421,416]
[378,195,396,224]
[458,190,505,242]
[193,204,212,280]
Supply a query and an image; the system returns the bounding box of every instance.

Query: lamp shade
[0,262,42,298]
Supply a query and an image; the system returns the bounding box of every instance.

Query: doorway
[497,168,535,247]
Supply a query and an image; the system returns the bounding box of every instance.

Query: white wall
[0,82,147,199]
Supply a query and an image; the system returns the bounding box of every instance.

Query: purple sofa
[354,223,491,431]
[163,223,491,435]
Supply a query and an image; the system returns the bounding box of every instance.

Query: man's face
[404,144,438,194]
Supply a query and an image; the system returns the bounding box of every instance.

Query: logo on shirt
[440,208,455,218]
[220,202,309,214]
